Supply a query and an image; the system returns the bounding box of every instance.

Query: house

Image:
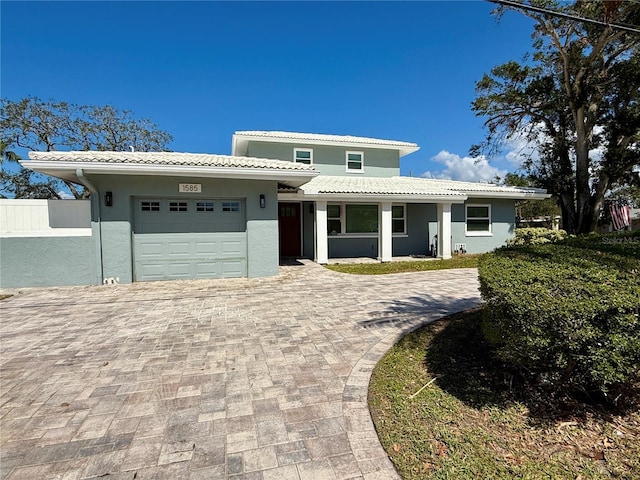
[1,131,548,288]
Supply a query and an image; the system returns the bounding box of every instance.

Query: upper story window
[346,151,364,173]
[294,148,313,165]
[466,204,492,236]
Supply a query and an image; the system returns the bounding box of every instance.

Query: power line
[488,0,640,34]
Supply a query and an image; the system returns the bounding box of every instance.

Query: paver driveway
[0,261,480,480]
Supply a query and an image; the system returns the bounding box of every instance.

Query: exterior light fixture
[105,191,113,207]
[259,194,266,208]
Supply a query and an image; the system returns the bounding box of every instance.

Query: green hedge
[507,227,568,246]
[478,233,640,403]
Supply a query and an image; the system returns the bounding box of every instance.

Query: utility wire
[488,0,640,34]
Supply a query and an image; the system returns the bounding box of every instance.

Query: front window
[392,205,406,234]
[346,204,378,233]
[328,204,341,235]
[345,151,364,173]
[466,204,491,235]
[327,203,379,235]
[294,148,313,165]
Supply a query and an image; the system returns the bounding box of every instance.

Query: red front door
[279,202,301,257]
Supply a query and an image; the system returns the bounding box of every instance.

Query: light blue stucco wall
[393,203,436,256]
[329,237,378,258]
[451,199,516,254]
[87,174,279,282]
[0,236,95,288]
[247,141,400,177]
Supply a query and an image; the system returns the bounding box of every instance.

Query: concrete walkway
[0,261,481,480]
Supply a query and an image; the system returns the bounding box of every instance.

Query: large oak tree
[472,0,639,234]
[1,97,173,199]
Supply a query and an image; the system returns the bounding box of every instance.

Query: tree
[502,172,561,226]
[0,97,173,198]
[472,1,640,234]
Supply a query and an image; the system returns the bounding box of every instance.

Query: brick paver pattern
[0,261,480,479]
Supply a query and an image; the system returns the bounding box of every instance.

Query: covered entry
[133,197,247,281]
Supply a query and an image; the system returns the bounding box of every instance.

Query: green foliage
[507,227,567,246]
[478,236,640,404]
[325,255,480,274]
[473,1,640,234]
[0,97,173,198]
[0,167,62,199]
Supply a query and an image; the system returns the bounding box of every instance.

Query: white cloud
[422,150,508,183]
[57,190,74,199]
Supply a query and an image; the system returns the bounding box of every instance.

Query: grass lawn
[325,254,480,274]
[368,308,640,480]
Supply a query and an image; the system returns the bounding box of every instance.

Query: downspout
[75,169,104,284]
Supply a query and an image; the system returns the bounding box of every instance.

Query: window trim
[465,203,492,236]
[345,150,364,173]
[294,148,313,165]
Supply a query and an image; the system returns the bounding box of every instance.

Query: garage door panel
[195,242,217,254]
[133,232,247,282]
[222,240,244,255]
[167,241,191,256]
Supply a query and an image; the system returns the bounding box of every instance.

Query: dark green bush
[478,234,640,405]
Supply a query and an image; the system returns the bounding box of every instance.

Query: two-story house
[11,130,548,287]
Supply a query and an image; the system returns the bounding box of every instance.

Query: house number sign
[179,183,201,193]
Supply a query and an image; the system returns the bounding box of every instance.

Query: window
[392,205,406,234]
[345,151,364,173]
[141,201,160,212]
[169,201,188,212]
[346,204,378,233]
[328,204,341,235]
[327,203,379,235]
[466,204,491,235]
[222,201,241,212]
[196,201,214,212]
[294,148,313,165]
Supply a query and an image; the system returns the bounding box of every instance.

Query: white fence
[0,199,91,237]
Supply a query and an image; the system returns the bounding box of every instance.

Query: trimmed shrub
[506,227,568,246]
[479,234,640,405]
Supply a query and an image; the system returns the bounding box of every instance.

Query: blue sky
[2,1,536,182]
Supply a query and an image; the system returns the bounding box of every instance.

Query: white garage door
[133,198,247,281]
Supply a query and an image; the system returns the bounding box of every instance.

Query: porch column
[315,200,328,264]
[437,202,452,260]
[379,202,393,262]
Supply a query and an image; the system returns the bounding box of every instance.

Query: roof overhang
[461,190,552,200]
[232,132,420,157]
[278,192,468,204]
[21,160,319,188]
